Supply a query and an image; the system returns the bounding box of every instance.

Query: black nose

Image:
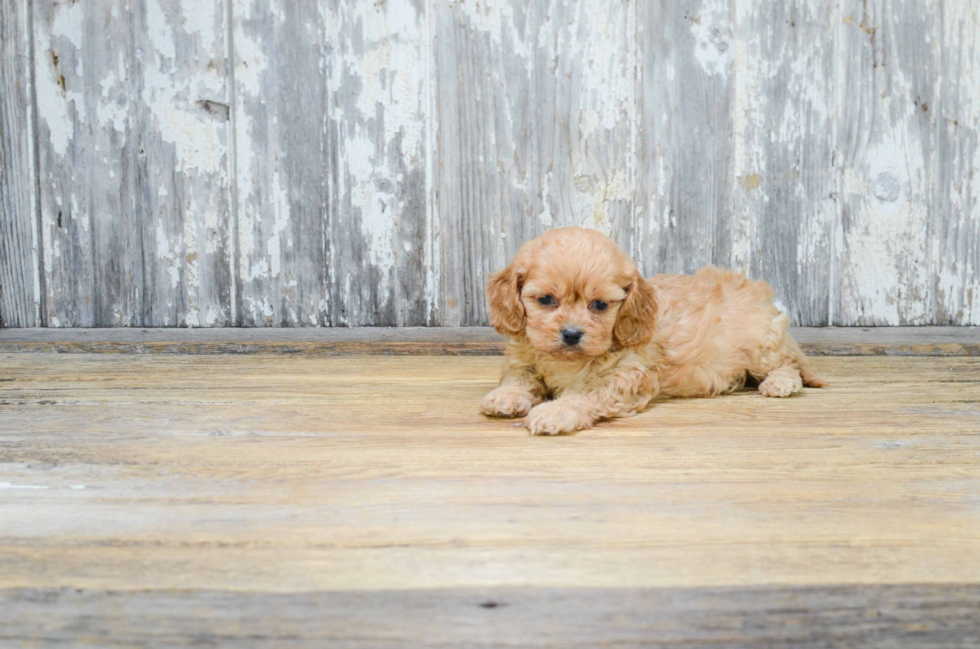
[561,327,583,346]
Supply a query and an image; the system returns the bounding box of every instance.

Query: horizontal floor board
[2,584,979,648]
[0,326,977,356]
[2,353,979,645]
[2,355,979,592]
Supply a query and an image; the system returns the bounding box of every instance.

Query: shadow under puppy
[480,227,827,435]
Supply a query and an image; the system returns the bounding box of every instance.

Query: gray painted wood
[635,0,735,278]
[2,584,979,647]
[0,0,38,327]
[731,0,837,326]
[327,0,430,326]
[231,0,332,326]
[935,1,980,325]
[233,0,432,327]
[435,0,636,326]
[3,0,979,327]
[836,0,941,325]
[32,0,233,327]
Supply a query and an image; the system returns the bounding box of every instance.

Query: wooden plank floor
[2,352,980,646]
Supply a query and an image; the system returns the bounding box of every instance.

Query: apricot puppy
[480,227,826,435]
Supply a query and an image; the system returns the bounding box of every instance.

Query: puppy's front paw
[759,370,803,398]
[480,387,534,418]
[526,401,591,436]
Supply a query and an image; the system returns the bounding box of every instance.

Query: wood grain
[732,0,836,326]
[329,0,431,327]
[935,1,980,325]
[1,354,979,591]
[231,0,331,326]
[32,0,234,328]
[4,0,980,328]
[233,0,430,327]
[836,0,940,325]
[635,0,735,277]
[0,353,979,644]
[2,584,979,647]
[0,0,38,327]
[435,0,636,325]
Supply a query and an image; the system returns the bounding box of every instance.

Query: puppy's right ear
[487,263,526,338]
[613,272,657,348]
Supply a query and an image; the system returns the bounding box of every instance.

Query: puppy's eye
[537,295,556,306]
[591,300,608,312]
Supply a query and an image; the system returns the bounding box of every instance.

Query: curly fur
[480,227,827,435]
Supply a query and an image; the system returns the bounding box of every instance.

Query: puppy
[480,227,826,435]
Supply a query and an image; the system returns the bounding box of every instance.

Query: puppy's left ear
[614,272,657,348]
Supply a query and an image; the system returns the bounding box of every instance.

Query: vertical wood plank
[0,0,39,327]
[635,0,735,278]
[234,0,430,327]
[33,0,233,327]
[935,0,980,325]
[435,0,636,326]
[730,0,837,326]
[836,0,940,325]
[330,0,431,326]
[231,0,331,326]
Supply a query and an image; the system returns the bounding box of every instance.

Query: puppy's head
[487,227,657,357]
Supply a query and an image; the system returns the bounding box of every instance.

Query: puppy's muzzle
[561,327,583,347]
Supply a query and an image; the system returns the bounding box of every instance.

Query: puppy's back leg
[753,313,827,397]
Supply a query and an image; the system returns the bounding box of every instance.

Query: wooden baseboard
[0,326,977,356]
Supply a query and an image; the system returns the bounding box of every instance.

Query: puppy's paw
[759,370,803,398]
[526,401,591,436]
[480,387,535,418]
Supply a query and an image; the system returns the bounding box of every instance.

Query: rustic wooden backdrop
[1,0,978,328]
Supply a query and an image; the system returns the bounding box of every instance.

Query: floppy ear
[487,263,526,338]
[613,272,657,348]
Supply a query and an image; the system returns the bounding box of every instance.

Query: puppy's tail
[799,362,828,388]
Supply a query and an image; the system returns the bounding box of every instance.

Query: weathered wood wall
[1,0,978,327]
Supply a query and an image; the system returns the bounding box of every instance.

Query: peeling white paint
[35,3,85,158]
[146,0,176,66]
[141,0,227,175]
[573,168,630,237]
[458,0,530,65]
[51,2,83,49]
[538,171,554,228]
[691,0,733,78]
[731,3,760,274]
[346,131,396,274]
[266,159,291,279]
[245,296,275,320]
[838,7,937,327]
[842,134,930,325]
[97,63,129,133]
[155,222,181,290]
[573,0,632,137]
[19,0,979,329]
[179,0,217,53]
[233,22,268,97]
